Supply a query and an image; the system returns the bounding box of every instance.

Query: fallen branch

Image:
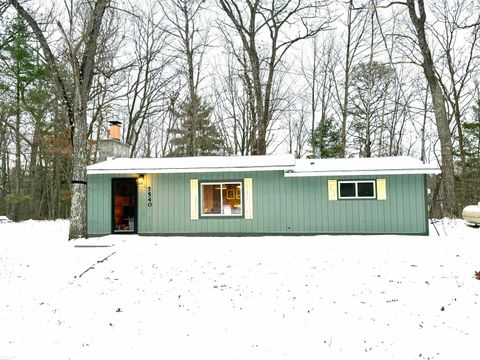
[75,251,117,278]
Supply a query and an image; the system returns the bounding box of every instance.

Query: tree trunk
[430,82,457,216]
[28,125,40,217]
[311,51,317,157]
[13,75,22,221]
[406,0,458,217]
[69,107,88,239]
[340,0,354,158]
[0,118,7,215]
[9,0,111,237]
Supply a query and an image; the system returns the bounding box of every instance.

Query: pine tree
[168,95,224,157]
[311,117,342,158]
[462,97,480,204]
[1,15,47,220]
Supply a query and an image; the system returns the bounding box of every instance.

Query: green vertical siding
[87,171,428,236]
[87,174,111,235]
[87,173,139,236]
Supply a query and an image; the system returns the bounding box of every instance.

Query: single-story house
[86,154,440,237]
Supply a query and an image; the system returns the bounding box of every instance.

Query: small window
[339,182,356,197]
[201,182,242,216]
[338,180,376,199]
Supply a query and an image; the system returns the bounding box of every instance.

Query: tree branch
[8,0,74,123]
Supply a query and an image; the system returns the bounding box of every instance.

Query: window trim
[200,181,243,217]
[338,180,376,200]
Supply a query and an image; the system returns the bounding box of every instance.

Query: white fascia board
[88,165,293,175]
[284,168,441,177]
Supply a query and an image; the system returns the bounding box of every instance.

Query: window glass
[357,182,374,197]
[222,184,242,215]
[202,184,222,214]
[339,182,356,198]
[338,180,376,199]
[201,182,242,216]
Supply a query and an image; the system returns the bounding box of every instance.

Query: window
[201,182,242,216]
[338,180,376,199]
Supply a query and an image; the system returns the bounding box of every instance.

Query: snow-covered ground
[0,220,479,359]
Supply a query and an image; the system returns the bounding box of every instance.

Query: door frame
[111,178,138,234]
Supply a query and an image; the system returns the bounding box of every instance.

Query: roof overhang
[284,156,441,177]
[87,155,441,176]
[88,165,293,175]
[284,168,441,177]
[87,154,296,175]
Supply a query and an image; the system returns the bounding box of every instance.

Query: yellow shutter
[328,180,338,201]
[190,179,198,220]
[377,179,386,200]
[244,178,253,219]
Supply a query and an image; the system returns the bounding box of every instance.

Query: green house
[86,155,440,237]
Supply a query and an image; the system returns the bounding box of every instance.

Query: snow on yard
[0,220,479,359]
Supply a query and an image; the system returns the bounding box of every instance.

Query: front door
[112,178,137,233]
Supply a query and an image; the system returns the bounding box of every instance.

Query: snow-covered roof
[285,156,440,177]
[87,154,296,174]
[87,154,440,176]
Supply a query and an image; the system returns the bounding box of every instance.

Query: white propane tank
[462,202,480,225]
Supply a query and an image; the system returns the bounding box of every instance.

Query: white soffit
[285,156,441,177]
[87,154,296,174]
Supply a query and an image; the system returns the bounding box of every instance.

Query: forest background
[0,0,479,238]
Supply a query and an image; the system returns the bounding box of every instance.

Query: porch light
[137,174,145,187]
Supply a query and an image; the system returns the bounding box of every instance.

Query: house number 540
[147,187,153,207]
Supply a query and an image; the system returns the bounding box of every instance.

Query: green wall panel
[87,173,138,236]
[87,171,428,236]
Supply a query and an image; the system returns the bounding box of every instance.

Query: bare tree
[431,0,480,211]
[86,7,129,160]
[123,2,174,156]
[286,95,309,158]
[161,0,212,156]
[349,61,394,157]
[8,0,112,238]
[218,0,332,155]
[334,0,369,157]
[429,0,480,206]
[402,0,457,217]
[0,103,8,216]
[214,27,258,155]
[300,33,338,157]
[211,53,253,155]
[383,69,414,157]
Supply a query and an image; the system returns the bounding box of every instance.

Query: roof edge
[284,168,441,177]
[88,165,294,175]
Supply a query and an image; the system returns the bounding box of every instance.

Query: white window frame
[200,181,243,217]
[338,180,376,199]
